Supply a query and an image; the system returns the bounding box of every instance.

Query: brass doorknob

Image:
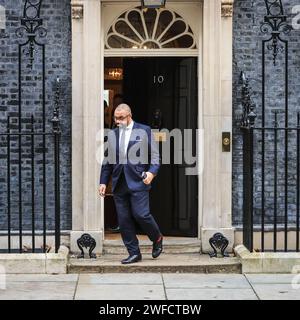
[223,137,230,146]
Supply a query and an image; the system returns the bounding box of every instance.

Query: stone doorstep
[0,246,69,274]
[103,238,202,255]
[68,254,242,274]
[234,244,300,274]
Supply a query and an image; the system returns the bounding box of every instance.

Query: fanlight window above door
[105,7,196,50]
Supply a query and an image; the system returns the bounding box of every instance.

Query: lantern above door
[141,0,166,9]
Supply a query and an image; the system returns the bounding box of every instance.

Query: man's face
[114,109,131,127]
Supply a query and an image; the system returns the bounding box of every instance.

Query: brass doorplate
[222,132,231,152]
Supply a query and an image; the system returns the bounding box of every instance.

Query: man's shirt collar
[122,120,134,130]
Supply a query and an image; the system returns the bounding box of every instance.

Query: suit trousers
[113,170,161,255]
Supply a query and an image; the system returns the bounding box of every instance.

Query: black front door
[123,57,198,237]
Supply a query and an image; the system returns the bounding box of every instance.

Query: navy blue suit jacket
[100,121,161,192]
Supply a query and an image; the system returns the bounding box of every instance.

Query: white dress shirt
[119,120,134,155]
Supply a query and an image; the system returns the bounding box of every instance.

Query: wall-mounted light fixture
[141,0,166,9]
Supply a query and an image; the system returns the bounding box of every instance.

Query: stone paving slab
[78,273,162,285]
[165,288,258,300]
[75,284,166,300]
[245,274,298,284]
[163,274,251,289]
[0,273,300,300]
[251,284,300,300]
[6,274,79,282]
[0,281,76,300]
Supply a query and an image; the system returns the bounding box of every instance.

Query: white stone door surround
[70,0,235,254]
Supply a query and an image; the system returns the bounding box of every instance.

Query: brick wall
[232,0,300,225]
[0,0,72,231]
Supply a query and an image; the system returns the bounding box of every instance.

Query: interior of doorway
[103,57,124,239]
[103,56,198,240]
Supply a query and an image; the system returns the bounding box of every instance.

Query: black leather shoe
[109,226,121,233]
[121,253,142,264]
[152,236,163,258]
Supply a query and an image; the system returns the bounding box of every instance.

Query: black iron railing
[241,98,300,252]
[240,73,256,252]
[0,0,61,253]
[0,80,61,253]
[240,0,300,252]
[241,69,300,252]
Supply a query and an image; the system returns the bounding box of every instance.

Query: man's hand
[99,184,107,197]
[143,172,155,185]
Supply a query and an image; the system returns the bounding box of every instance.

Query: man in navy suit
[99,104,163,264]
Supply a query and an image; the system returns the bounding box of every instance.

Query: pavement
[0,273,300,300]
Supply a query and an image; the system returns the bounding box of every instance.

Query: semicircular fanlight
[106,7,196,50]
